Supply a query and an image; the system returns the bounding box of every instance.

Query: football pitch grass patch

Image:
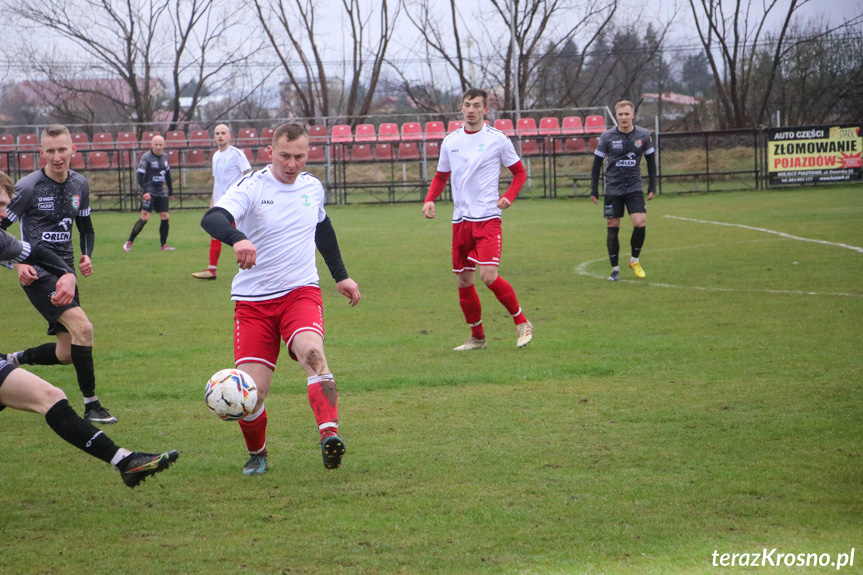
[1,186,861,574]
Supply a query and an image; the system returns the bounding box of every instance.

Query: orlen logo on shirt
[42,231,72,242]
[615,153,637,167]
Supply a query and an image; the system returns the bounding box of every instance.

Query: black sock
[606,227,620,268]
[70,344,97,398]
[159,220,169,246]
[45,399,119,464]
[19,343,62,366]
[129,218,147,242]
[631,226,646,259]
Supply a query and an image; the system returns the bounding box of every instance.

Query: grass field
[1,185,861,574]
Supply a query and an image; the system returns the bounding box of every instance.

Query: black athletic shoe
[321,435,346,470]
[84,404,118,424]
[608,269,620,282]
[118,451,179,488]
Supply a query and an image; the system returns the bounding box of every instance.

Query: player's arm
[423,170,450,218]
[136,169,149,200]
[316,216,360,306]
[165,168,174,197]
[201,206,256,269]
[645,151,656,200]
[75,213,95,276]
[590,155,604,204]
[498,160,527,209]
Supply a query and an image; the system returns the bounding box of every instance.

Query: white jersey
[212,146,252,203]
[437,124,521,223]
[214,167,326,302]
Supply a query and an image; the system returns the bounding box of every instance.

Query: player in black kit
[123,134,175,251]
[0,125,117,424]
[590,100,657,281]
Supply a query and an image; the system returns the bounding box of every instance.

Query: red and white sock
[458,285,485,339]
[238,405,267,455]
[308,374,339,439]
[208,238,222,269]
[488,276,526,324]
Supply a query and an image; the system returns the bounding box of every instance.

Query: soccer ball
[205,369,258,421]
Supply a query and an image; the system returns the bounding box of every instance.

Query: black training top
[593,125,655,196]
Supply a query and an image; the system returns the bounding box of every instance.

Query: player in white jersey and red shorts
[201,123,361,475]
[192,124,252,280]
[423,88,533,350]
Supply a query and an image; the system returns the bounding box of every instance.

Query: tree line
[0,0,859,136]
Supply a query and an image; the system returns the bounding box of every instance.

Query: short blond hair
[40,124,71,141]
[0,170,14,198]
[615,100,635,113]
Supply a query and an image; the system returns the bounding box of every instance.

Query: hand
[590,195,598,204]
[647,192,655,201]
[78,255,93,277]
[497,197,512,210]
[233,239,257,269]
[422,201,435,219]
[15,263,38,286]
[142,192,151,201]
[51,273,77,306]
[336,278,361,306]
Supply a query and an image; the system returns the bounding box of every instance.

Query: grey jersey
[6,169,90,278]
[594,125,655,196]
[137,151,171,197]
[0,228,28,267]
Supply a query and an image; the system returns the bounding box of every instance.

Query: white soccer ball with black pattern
[205,369,258,421]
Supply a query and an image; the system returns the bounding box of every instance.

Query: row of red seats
[0,115,608,153]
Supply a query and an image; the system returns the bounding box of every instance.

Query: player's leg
[7,278,78,368]
[0,363,177,487]
[605,195,624,281]
[158,201,174,250]
[627,193,648,278]
[124,206,151,251]
[453,222,485,350]
[57,306,117,424]
[192,238,221,279]
[233,300,281,475]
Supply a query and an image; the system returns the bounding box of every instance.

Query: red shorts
[233,286,324,369]
[452,218,502,273]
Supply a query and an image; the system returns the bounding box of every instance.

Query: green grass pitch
[1,185,861,574]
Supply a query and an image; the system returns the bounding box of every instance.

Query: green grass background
[1,186,861,574]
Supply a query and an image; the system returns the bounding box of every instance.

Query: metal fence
[0,125,771,210]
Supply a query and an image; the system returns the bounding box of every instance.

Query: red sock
[488,276,526,324]
[308,375,339,439]
[238,407,267,455]
[208,238,222,269]
[458,285,485,339]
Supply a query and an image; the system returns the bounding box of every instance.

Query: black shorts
[0,360,16,411]
[141,195,170,213]
[22,276,80,336]
[604,191,647,219]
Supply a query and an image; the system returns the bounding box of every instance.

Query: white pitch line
[664,215,863,254]
[574,259,863,298]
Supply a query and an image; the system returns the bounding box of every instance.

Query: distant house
[642,92,701,106]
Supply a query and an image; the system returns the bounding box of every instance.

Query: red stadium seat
[424,141,440,159]
[539,117,561,135]
[401,122,423,141]
[308,125,328,143]
[0,154,7,172]
[243,148,253,165]
[562,116,585,135]
[184,149,208,167]
[237,128,257,148]
[350,144,373,161]
[87,151,112,170]
[307,145,326,163]
[18,134,39,151]
[354,124,376,142]
[255,147,270,165]
[189,129,211,148]
[116,150,135,168]
[516,118,538,137]
[165,149,179,167]
[139,131,159,147]
[493,119,515,136]
[17,153,35,171]
[563,137,587,154]
[116,132,137,149]
[377,123,400,142]
[0,134,15,151]
[588,137,600,152]
[520,138,541,156]
[38,154,47,169]
[70,152,85,170]
[258,127,275,146]
[71,133,90,151]
[424,121,446,140]
[447,120,464,133]
[584,115,607,134]
[165,130,186,148]
[374,142,395,161]
[92,132,115,150]
[331,125,353,143]
[397,142,419,160]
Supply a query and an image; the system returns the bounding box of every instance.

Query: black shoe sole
[121,451,179,488]
[321,436,346,470]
